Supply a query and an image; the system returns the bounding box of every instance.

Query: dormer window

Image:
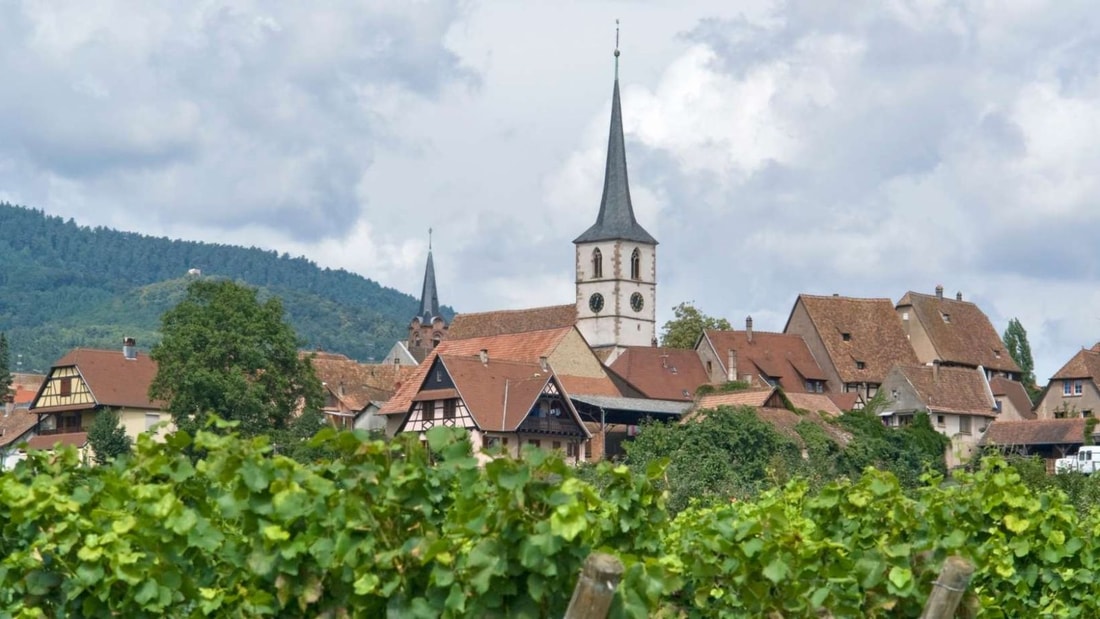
[592,248,603,279]
[630,248,641,280]
[842,333,851,342]
[941,312,951,323]
[856,361,866,370]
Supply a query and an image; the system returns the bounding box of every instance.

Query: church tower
[407,231,447,362]
[574,36,657,351]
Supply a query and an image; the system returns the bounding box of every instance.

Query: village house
[1033,343,1100,419]
[981,417,1098,472]
[696,318,830,395]
[784,294,920,405]
[307,351,416,432]
[607,346,710,402]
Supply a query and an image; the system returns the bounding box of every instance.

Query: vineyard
[1,425,1098,617]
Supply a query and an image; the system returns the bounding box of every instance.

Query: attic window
[855,361,866,370]
[434,370,442,383]
[993,349,1001,358]
[670,366,678,375]
[682,389,691,398]
[941,312,951,323]
[842,332,851,342]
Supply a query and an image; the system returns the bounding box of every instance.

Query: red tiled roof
[695,388,778,410]
[894,365,996,416]
[26,432,88,450]
[380,327,578,415]
[32,349,162,411]
[558,375,622,397]
[785,392,843,416]
[447,305,578,339]
[981,418,1092,447]
[0,408,38,448]
[827,393,860,412]
[307,352,417,411]
[989,377,1036,420]
[790,295,919,384]
[12,386,38,406]
[897,291,1020,374]
[1051,347,1100,381]
[703,330,827,392]
[608,347,708,401]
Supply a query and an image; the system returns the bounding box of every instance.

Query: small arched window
[592,248,603,279]
[630,248,641,280]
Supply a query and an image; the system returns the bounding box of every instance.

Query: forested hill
[0,202,452,372]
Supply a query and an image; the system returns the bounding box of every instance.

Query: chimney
[956,291,963,301]
[932,360,940,382]
[338,382,345,398]
[479,349,488,365]
[123,337,137,360]
[746,316,753,343]
[539,356,549,372]
[727,349,737,382]
[935,285,944,299]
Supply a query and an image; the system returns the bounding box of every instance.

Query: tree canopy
[0,332,11,395]
[1003,317,1039,401]
[149,280,324,437]
[658,302,732,349]
[86,409,132,465]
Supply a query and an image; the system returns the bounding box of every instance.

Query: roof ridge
[453,304,574,318]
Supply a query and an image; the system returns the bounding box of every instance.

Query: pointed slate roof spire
[417,230,440,322]
[574,30,657,246]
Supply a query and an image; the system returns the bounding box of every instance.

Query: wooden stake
[563,553,624,619]
[920,555,975,619]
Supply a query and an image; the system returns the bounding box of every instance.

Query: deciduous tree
[150,280,324,437]
[659,302,732,349]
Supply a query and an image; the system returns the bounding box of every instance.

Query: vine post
[919,555,975,619]
[563,553,624,619]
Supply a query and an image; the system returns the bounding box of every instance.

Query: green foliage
[150,280,324,438]
[86,410,133,465]
[658,302,731,349]
[0,202,449,372]
[1003,318,1040,401]
[836,410,949,487]
[0,331,10,394]
[693,380,751,396]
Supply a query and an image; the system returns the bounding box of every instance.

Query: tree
[87,410,132,464]
[1003,318,1040,402]
[0,332,11,396]
[150,280,324,437]
[659,302,732,349]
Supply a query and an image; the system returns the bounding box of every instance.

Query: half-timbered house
[396,352,591,464]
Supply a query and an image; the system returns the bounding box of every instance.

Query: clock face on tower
[589,293,604,313]
[630,292,644,312]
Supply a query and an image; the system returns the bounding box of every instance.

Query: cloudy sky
[2,0,1098,381]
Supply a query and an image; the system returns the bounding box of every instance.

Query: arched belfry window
[630,248,641,280]
[592,248,603,279]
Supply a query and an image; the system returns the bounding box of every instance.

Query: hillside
[0,202,451,372]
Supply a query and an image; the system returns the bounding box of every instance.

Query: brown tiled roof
[703,330,827,392]
[785,392,844,416]
[12,386,38,406]
[26,432,88,450]
[695,388,778,410]
[1050,347,1100,381]
[608,347,708,401]
[307,352,417,411]
[558,376,623,397]
[447,305,578,339]
[897,292,1020,373]
[0,408,38,448]
[380,327,587,415]
[981,418,1092,447]
[32,349,162,412]
[790,295,919,384]
[894,365,995,416]
[441,355,589,436]
[827,393,860,412]
[989,377,1036,420]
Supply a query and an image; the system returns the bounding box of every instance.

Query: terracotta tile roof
[380,327,579,415]
[608,347,708,401]
[0,408,38,448]
[441,355,589,436]
[447,305,578,339]
[785,392,844,416]
[989,377,1036,420]
[11,373,45,393]
[32,349,162,412]
[12,386,38,406]
[827,393,860,412]
[26,432,88,450]
[695,388,778,410]
[893,365,996,416]
[1050,346,1100,381]
[703,330,827,392]
[307,352,417,411]
[981,418,1092,447]
[558,375,623,397]
[790,295,919,384]
[897,291,1020,374]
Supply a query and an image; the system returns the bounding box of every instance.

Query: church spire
[417,229,440,322]
[573,25,657,246]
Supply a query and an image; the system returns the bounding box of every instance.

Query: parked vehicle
[1055,445,1100,474]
